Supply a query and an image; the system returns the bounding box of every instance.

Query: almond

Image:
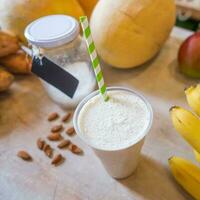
[45,148,53,158]
[51,154,64,166]
[43,143,49,151]
[51,124,63,133]
[48,112,59,121]
[62,113,71,122]
[47,132,62,141]
[69,144,83,155]
[43,144,53,158]
[57,139,71,149]
[17,150,32,161]
[37,138,45,150]
[66,127,75,136]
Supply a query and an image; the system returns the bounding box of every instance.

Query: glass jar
[25,15,96,109]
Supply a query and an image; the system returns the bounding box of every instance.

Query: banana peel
[169,85,200,199]
[169,156,200,200]
[170,106,200,154]
[185,84,200,117]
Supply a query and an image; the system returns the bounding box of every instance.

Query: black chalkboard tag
[32,56,79,98]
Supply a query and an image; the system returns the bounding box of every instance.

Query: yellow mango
[90,0,176,68]
[0,0,85,42]
[78,0,98,17]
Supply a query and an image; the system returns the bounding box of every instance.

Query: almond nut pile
[17,111,83,166]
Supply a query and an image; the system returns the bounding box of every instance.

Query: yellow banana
[170,106,200,153]
[194,150,200,163]
[168,156,200,200]
[185,84,200,117]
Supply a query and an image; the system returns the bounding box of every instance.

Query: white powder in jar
[42,61,96,108]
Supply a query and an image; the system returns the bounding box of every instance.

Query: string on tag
[29,43,43,65]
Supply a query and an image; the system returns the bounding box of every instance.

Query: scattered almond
[58,139,71,149]
[37,138,45,150]
[17,150,32,161]
[34,111,83,166]
[47,132,62,141]
[51,124,63,133]
[45,148,53,158]
[62,113,71,122]
[51,154,64,166]
[48,112,59,121]
[69,144,83,155]
[66,127,75,136]
[43,143,49,151]
[43,144,53,158]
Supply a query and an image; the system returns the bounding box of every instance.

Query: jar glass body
[40,35,96,109]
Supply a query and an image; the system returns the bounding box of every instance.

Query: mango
[78,0,98,17]
[178,32,200,78]
[0,0,85,43]
[90,0,176,69]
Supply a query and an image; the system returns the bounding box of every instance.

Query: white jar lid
[24,15,80,48]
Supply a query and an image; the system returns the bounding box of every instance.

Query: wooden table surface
[0,31,198,200]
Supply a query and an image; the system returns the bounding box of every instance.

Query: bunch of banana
[185,84,200,116]
[169,157,200,200]
[169,84,200,200]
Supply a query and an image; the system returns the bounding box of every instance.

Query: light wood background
[0,32,198,200]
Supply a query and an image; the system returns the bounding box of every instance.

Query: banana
[170,106,200,153]
[185,84,200,117]
[194,150,200,164]
[168,156,200,200]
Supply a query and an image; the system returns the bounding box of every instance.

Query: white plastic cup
[73,87,153,179]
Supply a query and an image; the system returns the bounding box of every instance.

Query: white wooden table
[0,27,197,200]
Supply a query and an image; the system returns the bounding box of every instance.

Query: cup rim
[73,86,153,152]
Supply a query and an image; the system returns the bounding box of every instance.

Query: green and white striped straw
[80,16,109,102]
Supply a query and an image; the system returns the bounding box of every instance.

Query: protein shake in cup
[78,17,153,178]
[74,87,153,179]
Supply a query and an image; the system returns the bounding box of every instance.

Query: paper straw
[80,16,109,102]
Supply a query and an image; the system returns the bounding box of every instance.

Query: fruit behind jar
[178,32,200,78]
[0,31,32,92]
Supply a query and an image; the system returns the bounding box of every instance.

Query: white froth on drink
[78,90,150,150]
